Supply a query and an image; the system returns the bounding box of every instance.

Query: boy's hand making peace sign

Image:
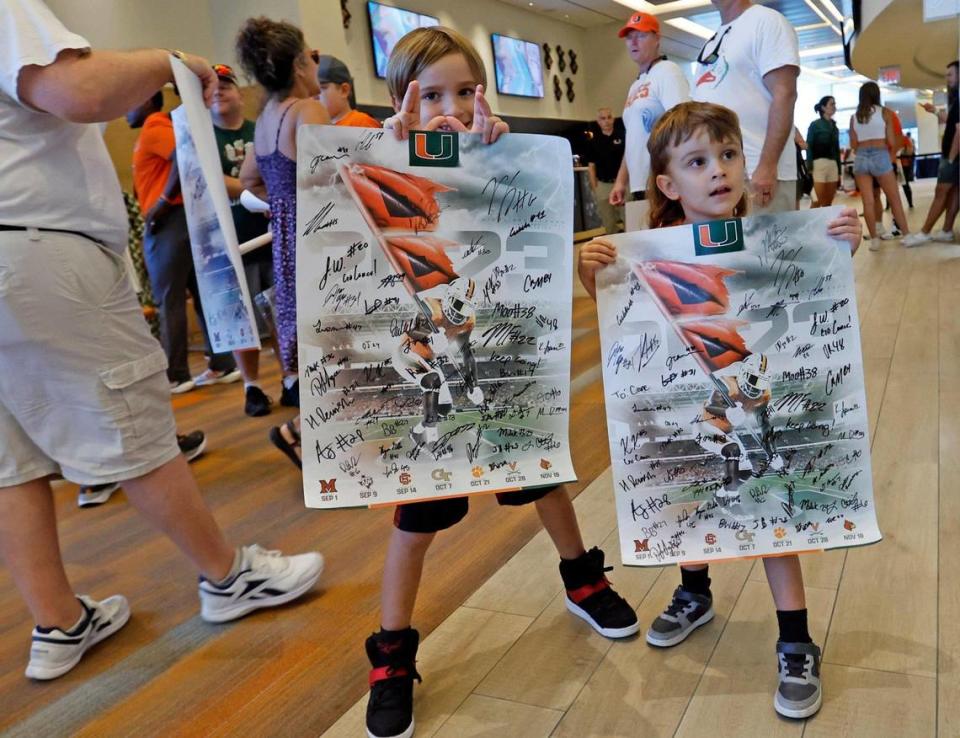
[384,82,508,145]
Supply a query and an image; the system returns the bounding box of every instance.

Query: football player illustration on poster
[391,276,485,447]
[695,352,784,507]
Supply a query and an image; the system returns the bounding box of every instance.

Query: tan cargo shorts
[0,230,179,487]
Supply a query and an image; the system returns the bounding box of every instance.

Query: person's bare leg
[234,348,260,384]
[857,176,878,238]
[763,555,806,610]
[0,478,84,629]
[122,455,234,581]
[380,528,435,629]
[920,183,954,234]
[877,171,910,235]
[535,487,586,559]
[943,185,959,232]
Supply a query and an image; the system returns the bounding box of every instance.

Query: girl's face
[656,127,745,224]
[296,48,322,97]
[411,52,479,129]
[824,98,836,118]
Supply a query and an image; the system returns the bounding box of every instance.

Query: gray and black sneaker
[77,482,121,508]
[775,641,822,718]
[646,586,714,647]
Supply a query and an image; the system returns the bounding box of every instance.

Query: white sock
[244,382,261,391]
[282,375,298,390]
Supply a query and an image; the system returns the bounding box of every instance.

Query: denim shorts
[937,157,959,185]
[853,147,892,177]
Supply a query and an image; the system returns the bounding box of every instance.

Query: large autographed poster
[170,58,259,353]
[297,127,576,508]
[596,207,881,566]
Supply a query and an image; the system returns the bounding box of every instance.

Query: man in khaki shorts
[0,0,323,681]
[691,0,800,214]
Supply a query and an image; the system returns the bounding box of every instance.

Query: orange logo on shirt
[697,70,717,86]
[626,82,652,108]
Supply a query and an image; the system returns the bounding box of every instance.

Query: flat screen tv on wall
[491,33,544,98]
[368,2,439,79]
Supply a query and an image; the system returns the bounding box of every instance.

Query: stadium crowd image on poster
[595,208,882,566]
[296,127,576,508]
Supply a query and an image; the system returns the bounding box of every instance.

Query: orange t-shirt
[887,110,905,160]
[132,112,184,213]
[336,109,381,128]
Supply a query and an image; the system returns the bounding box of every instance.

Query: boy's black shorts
[393,486,558,533]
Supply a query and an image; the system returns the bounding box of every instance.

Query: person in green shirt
[210,64,275,417]
[806,96,841,207]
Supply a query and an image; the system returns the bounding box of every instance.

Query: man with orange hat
[609,12,689,230]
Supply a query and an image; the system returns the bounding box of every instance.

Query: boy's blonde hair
[386,27,487,105]
[646,101,748,229]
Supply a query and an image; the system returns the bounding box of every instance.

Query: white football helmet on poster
[737,353,771,399]
[441,277,476,325]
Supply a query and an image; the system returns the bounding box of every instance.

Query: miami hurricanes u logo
[693,219,744,255]
[409,131,459,167]
[698,221,738,248]
[414,132,454,160]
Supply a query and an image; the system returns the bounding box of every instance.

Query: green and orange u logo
[409,131,459,167]
[693,219,744,255]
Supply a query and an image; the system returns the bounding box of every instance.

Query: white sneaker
[77,482,120,508]
[868,237,881,251]
[198,545,324,623]
[931,230,956,243]
[193,368,242,387]
[879,231,897,241]
[170,379,196,394]
[25,594,130,680]
[902,232,932,248]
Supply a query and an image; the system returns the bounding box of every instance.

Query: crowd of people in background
[0,1,958,737]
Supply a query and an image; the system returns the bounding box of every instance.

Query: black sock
[776,609,812,643]
[377,626,413,639]
[680,566,711,596]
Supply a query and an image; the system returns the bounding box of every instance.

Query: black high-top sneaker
[559,547,640,639]
[365,628,422,738]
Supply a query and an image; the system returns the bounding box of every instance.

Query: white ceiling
[498,0,851,70]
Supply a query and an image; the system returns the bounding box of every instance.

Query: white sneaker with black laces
[25,594,130,680]
[198,544,324,623]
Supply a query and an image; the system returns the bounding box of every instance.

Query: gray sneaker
[775,641,822,718]
[645,586,714,647]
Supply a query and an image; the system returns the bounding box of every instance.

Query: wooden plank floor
[1,180,956,737]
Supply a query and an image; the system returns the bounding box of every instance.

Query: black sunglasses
[697,27,731,66]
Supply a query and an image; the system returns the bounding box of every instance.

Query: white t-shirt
[622,59,690,193]
[0,0,128,252]
[692,4,800,180]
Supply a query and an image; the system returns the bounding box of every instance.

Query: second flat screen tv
[368,2,439,79]
[491,34,544,98]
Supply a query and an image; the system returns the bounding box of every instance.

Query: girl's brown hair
[855,81,881,124]
[646,101,748,229]
[236,17,306,95]
[386,27,487,105]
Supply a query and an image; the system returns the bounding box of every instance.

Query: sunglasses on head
[212,63,235,79]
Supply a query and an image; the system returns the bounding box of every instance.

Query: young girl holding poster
[363,27,639,738]
[579,102,861,720]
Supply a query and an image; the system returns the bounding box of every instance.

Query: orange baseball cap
[618,12,660,37]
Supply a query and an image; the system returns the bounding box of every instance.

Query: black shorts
[393,485,557,533]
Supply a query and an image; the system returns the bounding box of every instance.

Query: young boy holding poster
[579,102,861,720]
[363,27,639,738]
